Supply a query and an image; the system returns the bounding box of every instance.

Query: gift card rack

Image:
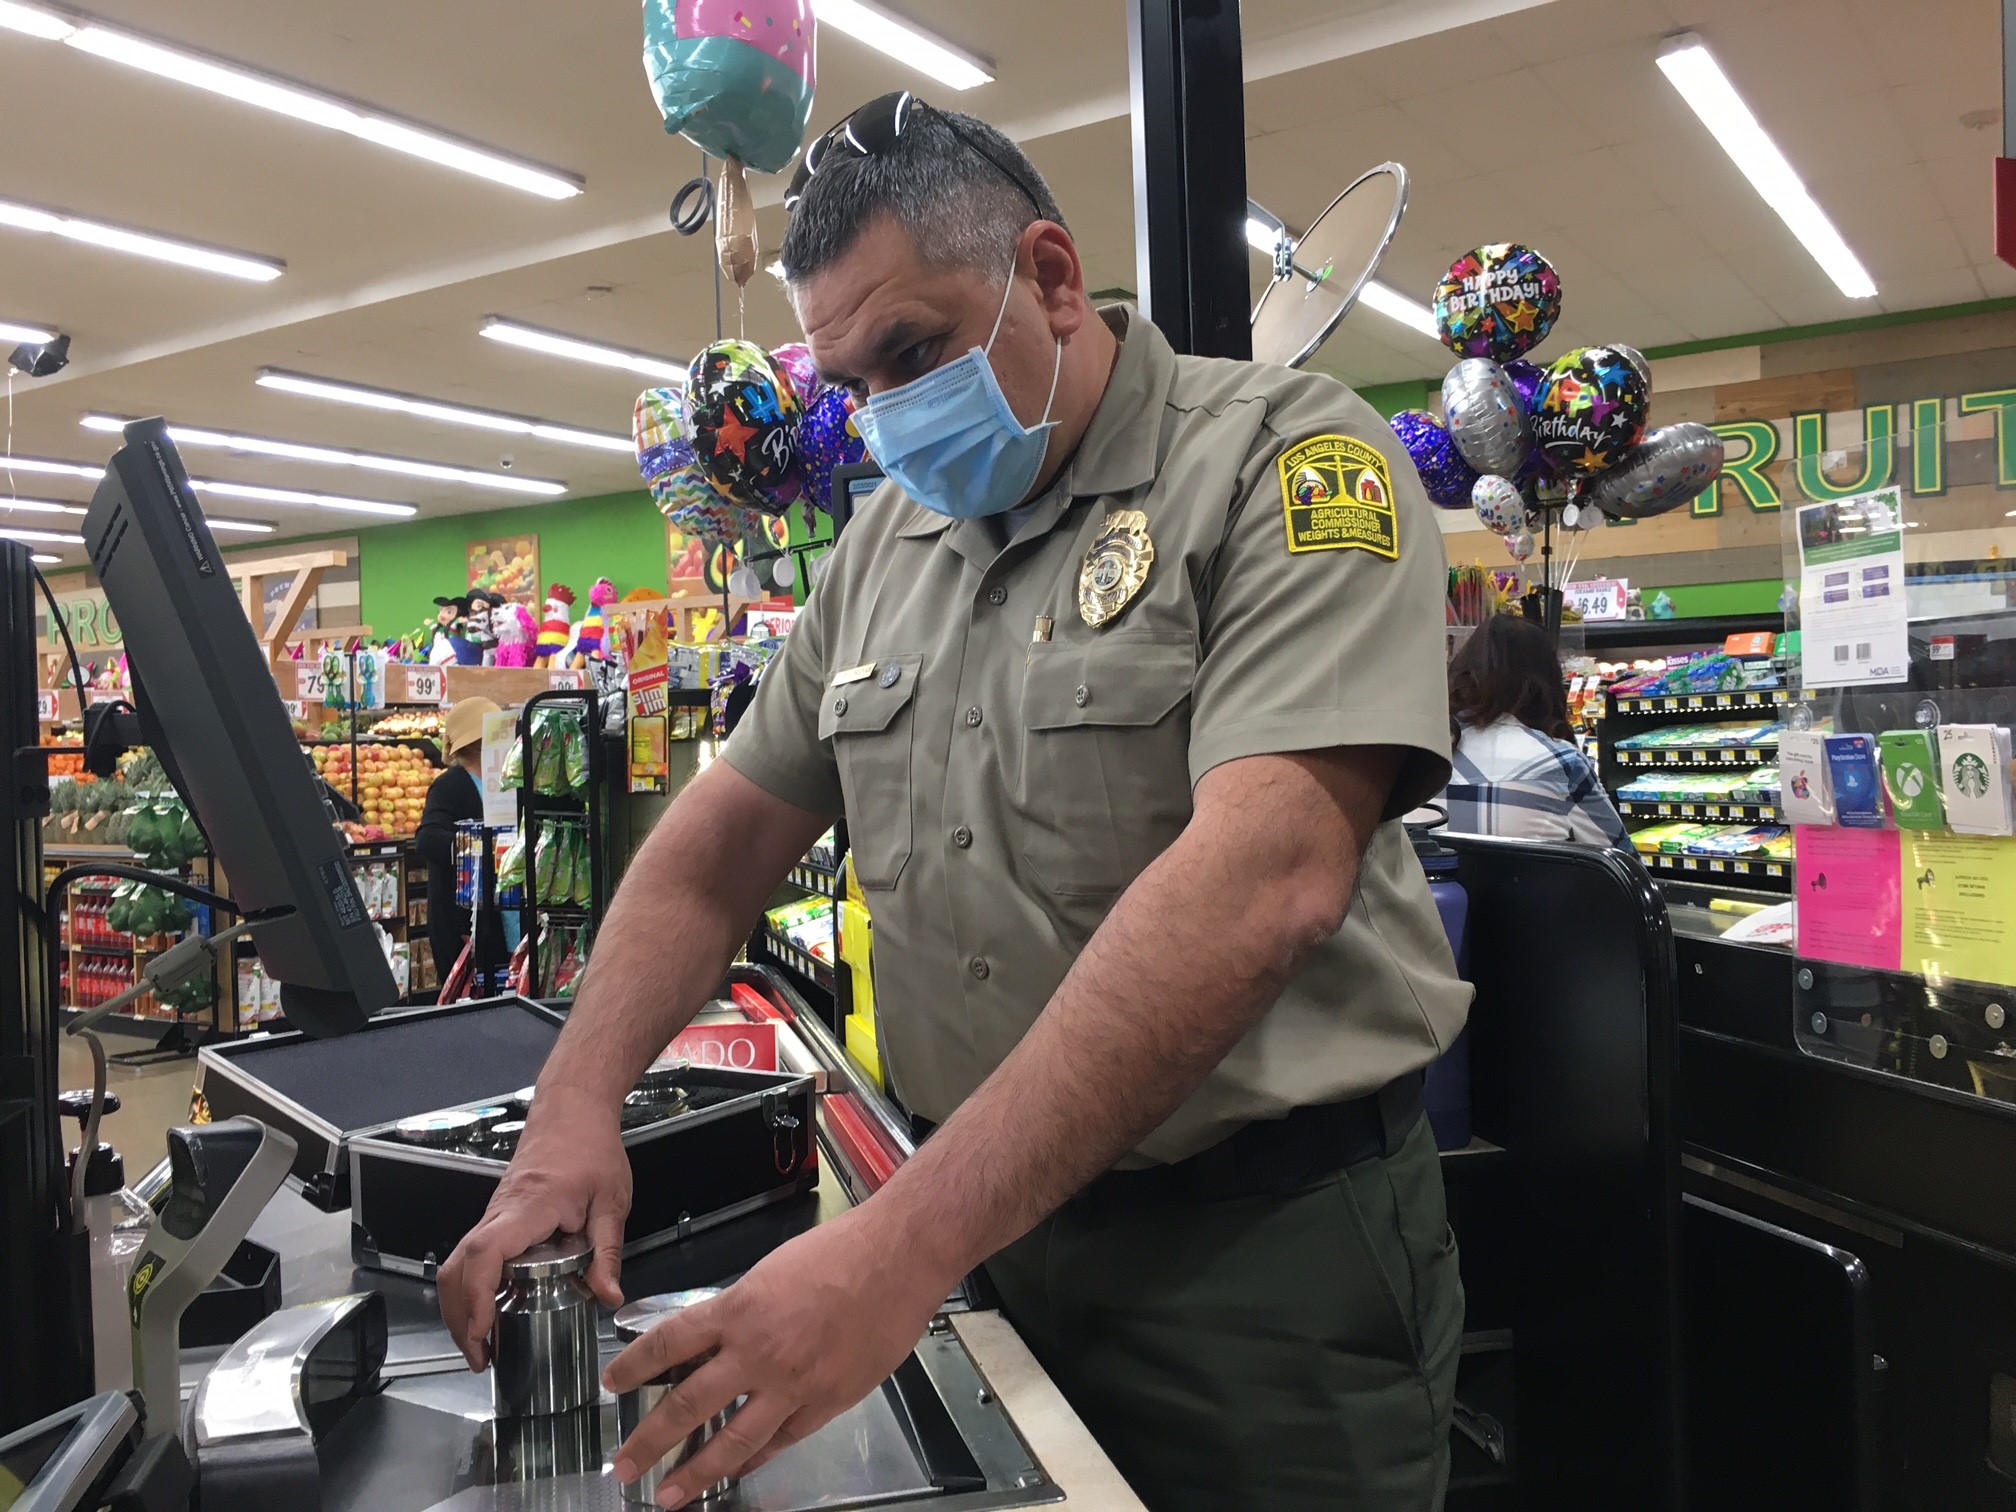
[1775,423,2016,1110]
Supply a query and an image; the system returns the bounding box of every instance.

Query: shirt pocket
[818,653,923,889]
[1019,634,1196,897]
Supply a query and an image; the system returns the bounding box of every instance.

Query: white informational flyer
[479,709,520,828]
[1795,486,1910,688]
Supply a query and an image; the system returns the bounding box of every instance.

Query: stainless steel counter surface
[178,1165,1147,1512]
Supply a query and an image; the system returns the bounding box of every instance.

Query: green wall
[270,488,668,638]
[1356,378,1431,419]
[1655,578,1784,618]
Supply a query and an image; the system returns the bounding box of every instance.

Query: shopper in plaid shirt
[1437,615,1628,848]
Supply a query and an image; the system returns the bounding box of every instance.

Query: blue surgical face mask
[851,268,1062,519]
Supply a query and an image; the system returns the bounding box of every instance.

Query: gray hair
[780,106,1066,283]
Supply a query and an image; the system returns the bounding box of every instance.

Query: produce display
[367,709,445,742]
[311,742,441,838]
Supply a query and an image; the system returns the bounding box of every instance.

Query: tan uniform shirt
[725,307,1471,1165]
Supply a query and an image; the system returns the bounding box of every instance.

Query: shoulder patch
[1278,434,1399,560]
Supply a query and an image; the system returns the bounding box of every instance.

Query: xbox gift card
[1877,730,1943,829]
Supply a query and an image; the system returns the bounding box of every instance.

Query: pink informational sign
[663,1020,779,1072]
[1794,825,1902,971]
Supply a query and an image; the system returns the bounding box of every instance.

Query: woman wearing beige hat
[414,696,501,993]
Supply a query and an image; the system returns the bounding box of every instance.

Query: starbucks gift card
[1937,723,2015,836]
[1877,730,1944,829]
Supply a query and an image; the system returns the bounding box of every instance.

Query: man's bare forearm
[868,747,1400,1280]
[535,760,833,1110]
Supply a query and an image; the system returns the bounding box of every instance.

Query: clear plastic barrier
[1778,421,2016,1107]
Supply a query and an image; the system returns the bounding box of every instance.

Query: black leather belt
[1070,1072,1426,1212]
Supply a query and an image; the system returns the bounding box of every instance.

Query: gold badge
[1078,508,1154,628]
[1278,434,1399,560]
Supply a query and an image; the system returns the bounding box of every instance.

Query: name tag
[831,661,877,687]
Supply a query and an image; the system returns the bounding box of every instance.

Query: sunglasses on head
[784,90,1045,220]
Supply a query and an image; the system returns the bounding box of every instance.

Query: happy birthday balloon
[1433,243,1562,361]
[1471,474,1525,535]
[1579,422,1725,520]
[683,339,803,513]
[1388,408,1478,510]
[1530,345,1649,478]
[1504,529,1535,562]
[1611,343,1652,390]
[797,383,865,513]
[1441,358,1532,478]
[770,342,820,406]
[642,0,816,175]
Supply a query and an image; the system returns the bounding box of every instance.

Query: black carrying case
[348,1065,816,1278]
[195,994,818,1276]
[197,996,567,1209]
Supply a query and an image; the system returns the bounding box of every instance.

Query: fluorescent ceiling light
[257,370,631,453]
[0,196,282,281]
[0,2,72,40]
[480,319,687,383]
[814,0,992,89]
[204,516,275,534]
[767,259,787,280]
[187,478,416,518]
[1658,34,1875,300]
[30,552,61,564]
[1357,279,1439,338]
[0,318,57,344]
[1245,216,1280,253]
[80,414,562,495]
[0,454,102,481]
[0,526,84,544]
[1,7,581,198]
[0,496,84,515]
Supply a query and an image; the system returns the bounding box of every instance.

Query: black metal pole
[1127,0,1252,359]
[0,540,93,1431]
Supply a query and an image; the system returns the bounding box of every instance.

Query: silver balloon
[1567,498,1605,530]
[1580,422,1724,520]
[1504,529,1535,562]
[1471,473,1524,535]
[1441,358,1532,478]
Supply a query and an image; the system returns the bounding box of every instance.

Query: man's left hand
[605,1203,953,1507]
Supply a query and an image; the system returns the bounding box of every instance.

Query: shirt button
[832,695,849,716]
[878,663,901,689]
[1073,685,1090,707]
[965,705,983,728]
[969,956,990,980]
[952,826,972,849]
[987,585,1008,606]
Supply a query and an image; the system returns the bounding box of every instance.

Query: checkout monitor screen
[0,1424,65,1509]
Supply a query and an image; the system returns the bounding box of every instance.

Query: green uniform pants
[983,1112,1463,1512]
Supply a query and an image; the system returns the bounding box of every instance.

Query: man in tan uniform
[441,94,1470,1511]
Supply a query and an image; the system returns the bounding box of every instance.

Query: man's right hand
[436,1085,633,1370]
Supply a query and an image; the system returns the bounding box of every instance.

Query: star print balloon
[1433,244,1562,361]
[797,383,865,513]
[1578,422,1725,520]
[683,338,803,514]
[769,342,821,406]
[1388,408,1478,510]
[1471,474,1525,535]
[1529,345,1649,479]
[642,0,816,175]
[1441,359,1532,478]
